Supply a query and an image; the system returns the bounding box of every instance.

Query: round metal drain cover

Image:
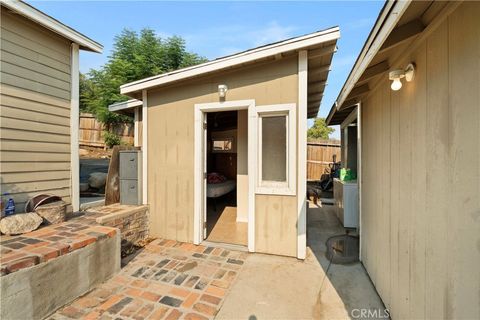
[326,234,359,264]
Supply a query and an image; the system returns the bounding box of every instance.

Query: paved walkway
[51,204,385,320]
[51,239,247,320]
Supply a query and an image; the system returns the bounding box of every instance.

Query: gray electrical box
[119,150,142,205]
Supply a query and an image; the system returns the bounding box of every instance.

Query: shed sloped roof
[120,27,341,118]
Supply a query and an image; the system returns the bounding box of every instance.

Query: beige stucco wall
[147,56,299,256]
[0,9,72,211]
[360,3,479,319]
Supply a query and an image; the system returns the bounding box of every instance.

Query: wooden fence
[307,140,341,180]
[79,113,134,148]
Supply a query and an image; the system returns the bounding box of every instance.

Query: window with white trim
[256,104,296,195]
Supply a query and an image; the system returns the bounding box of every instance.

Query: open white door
[202,114,208,239]
[194,100,255,247]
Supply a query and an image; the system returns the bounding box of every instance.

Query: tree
[307,118,334,140]
[81,28,208,127]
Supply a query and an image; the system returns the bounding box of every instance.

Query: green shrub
[103,131,121,148]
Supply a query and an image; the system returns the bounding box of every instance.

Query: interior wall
[147,56,299,255]
[211,154,237,180]
[209,128,237,179]
[360,3,479,319]
[237,110,248,222]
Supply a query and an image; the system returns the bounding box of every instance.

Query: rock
[88,172,108,189]
[80,182,89,192]
[79,148,89,157]
[35,200,67,225]
[0,212,43,235]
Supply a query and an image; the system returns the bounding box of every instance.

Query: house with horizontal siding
[0,0,102,212]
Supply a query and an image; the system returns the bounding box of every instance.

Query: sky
[29,0,384,138]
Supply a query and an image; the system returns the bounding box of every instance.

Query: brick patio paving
[50,239,248,320]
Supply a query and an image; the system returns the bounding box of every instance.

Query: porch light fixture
[389,63,415,91]
[218,84,228,98]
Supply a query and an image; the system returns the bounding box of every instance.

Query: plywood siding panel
[397,70,413,319]
[388,76,400,316]
[447,3,480,318]
[0,7,72,211]
[373,86,383,286]
[255,194,297,256]
[409,41,427,319]
[147,57,298,255]
[360,3,480,319]
[380,80,392,304]
[425,20,449,320]
[360,94,372,272]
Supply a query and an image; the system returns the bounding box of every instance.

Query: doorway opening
[204,110,248,246]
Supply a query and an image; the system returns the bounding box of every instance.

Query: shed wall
[0,10,72,211]
[147,56,299,256]
[360,3,479,319]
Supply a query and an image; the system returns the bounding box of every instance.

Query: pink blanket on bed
[207,172,227,184]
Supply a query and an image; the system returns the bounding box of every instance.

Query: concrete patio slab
[216,204,385,320]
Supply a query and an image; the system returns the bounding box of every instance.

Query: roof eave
[120,26,340,96]
[108,99,143,114]
[1,0,103,53]
[326,0,411,125]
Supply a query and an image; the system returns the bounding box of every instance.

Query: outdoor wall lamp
[218,84,228,98]
[389,63,415,91]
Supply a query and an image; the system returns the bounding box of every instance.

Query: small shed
[111,28,340,258]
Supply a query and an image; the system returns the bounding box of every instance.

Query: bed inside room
[205,110,247,246]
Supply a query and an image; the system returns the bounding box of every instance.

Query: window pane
[212,138,232,151]
[262,116,287,182]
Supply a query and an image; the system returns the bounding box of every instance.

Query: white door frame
[193,99,256,252]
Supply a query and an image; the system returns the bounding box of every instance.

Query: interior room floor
[206,195,247,246]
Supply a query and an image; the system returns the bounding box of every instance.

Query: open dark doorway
[205,110,247,246]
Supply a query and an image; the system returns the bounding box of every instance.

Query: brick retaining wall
[88,204,149,249]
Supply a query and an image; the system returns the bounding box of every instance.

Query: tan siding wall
[360,3,479,319]
[0,10,72,211]
[147,56,298,256]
